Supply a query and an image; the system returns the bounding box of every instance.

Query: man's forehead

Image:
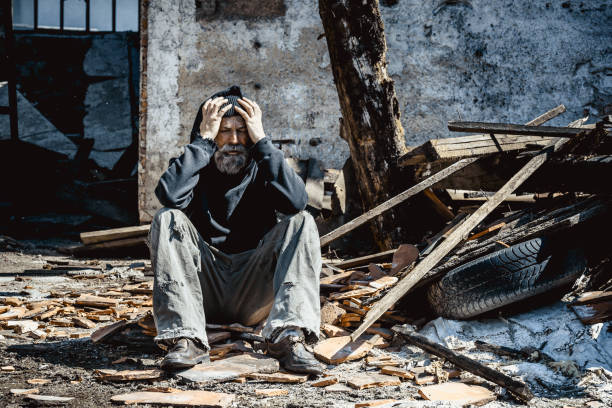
[220,116,246,127]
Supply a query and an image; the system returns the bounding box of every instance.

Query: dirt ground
[0,241,609,407]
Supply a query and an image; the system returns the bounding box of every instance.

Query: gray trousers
[148,208,321,350]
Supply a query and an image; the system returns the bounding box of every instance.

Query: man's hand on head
[235,98,266,144]
[199,97,232,140]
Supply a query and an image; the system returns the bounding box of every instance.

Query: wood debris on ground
[0,112,609,407]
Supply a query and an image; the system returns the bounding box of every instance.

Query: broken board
[110,390,235,407]
[176,353,279,384]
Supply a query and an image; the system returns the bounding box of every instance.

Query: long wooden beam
[319,158,478,247]
[351,136,568,340]
[448,121,583,137]
[393,326,534,402]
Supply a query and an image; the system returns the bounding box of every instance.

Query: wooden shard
[418,382,496,405]
[347,373,401,390]
[110,390,235,407]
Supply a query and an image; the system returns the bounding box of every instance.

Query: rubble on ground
[0,113,610,407]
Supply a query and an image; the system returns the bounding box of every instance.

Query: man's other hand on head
[199,97,231,140]
[235,98,266,144]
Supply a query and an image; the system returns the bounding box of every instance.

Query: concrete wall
[140,0,611,222]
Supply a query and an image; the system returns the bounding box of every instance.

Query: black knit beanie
[190,85,245,142]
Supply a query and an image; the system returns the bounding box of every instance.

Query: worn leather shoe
[160,338,210,370]
[267,336,325,375]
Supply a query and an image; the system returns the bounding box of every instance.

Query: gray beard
[214,145,249,175]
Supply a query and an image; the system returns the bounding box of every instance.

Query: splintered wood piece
[75,294,119,308]
[70,332,90,339]
[207,331,231,344]
[25,395,74,403]
[325,383,353,392]
[246,372,308,383]
[412,368,460,385]
[7,320,38,334]
[329,287,377,301]
[365,327,393,340]
[467,222,506,241]
[29,329,47,340]
[176,353,279,384]
[95,368,163,382]
[347,373,401,390]
[1,365,15,371]
[111,390,235,407]
[381,366,415,380]
[447,121,583,137]
[369,276,398,290]
[311,376,338,387]
[418,382,496,404]
[80,224,151,245]
[27,379,51,385]
[91,320,129,343]
[355,399,398,407]
[320,270,354,285]
[10,388,39,395]
[72,316,97,329]
[320,323,350,338]
[0,307,26,321]
[572,291,612,305]
[255,388,288,397]
[2,297,23,306]
[333,250,396,270]
[314,335,381,364]
[365,356,401,368]
[49,318,74,327]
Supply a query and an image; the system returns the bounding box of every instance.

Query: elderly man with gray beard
[148,86,324,375]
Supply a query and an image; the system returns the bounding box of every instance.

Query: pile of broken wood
[3,106,611,405]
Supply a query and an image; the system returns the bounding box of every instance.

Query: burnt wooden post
[319,0,407,249]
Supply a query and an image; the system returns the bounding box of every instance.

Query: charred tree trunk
[319,0,407,250]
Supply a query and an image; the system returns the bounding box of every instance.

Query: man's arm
[155,97,231,209]
[235,97,307,213]
[155,138,216,209]
[251,138,308,214]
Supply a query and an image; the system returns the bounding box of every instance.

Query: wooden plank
[399,105,565,165]
[393,326,533,402]
[351,135,567,341]
[448,121,583,137]
[245,372,308,383]
[333,250,396,269]
[418,382,496,404]
[320,158,478,247]
[423,188,455,221]
[347,373,401,390]
[314,335,381,364]
[80,224,150,245]
[111,390,235,406]
[76,236,147,251]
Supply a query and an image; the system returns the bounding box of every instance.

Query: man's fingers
[219,104,232,115]
[237,99,254,116]
[234,105,249,120]
[242,97,260,112]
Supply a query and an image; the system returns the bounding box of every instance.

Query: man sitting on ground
[148,86,324,375]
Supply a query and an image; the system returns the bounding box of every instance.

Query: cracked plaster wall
[141,0,611,222]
